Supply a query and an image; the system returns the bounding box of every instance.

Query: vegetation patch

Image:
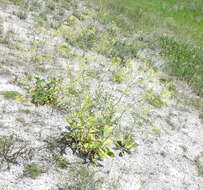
[24,162,44,179]
[61,165,102,189]
[0,135,32,168]
[194,155,203,177]
[160,37,203,96]
[115,133,137,156]
[0,91,22,100]
[61,90,117,164]
[30,77,60,106]
[143,90,166,108]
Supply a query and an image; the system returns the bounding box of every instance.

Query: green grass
[0,91,21,100]
[160,37,203,95]
[24,163,44,179]
[91,0,203,96]
[97,0,203,43]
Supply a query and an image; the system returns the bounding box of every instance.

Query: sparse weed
[24,162,44,179]
[16,10,27,20]
[61,165,102,190]
[112,70,125,83]
[0,91,22,100]
[199,113,203,120]
[177,93,203,111]
[111,57,125,67]
[194,155,203,177]
[55,156,70,169]
[0,30,15,45]
[0,135,32,168]
[143,90,166,108]
[160,36,203,96]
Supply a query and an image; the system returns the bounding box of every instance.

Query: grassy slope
[95,0,203,95]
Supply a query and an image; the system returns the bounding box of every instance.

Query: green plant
[115,134,136,156]
[110,40,138,60]
[0,135,32,168]
[56,158,70,169]
[112,70,125,83]
[24,163,44,179]
[89,0,203,98]
[160,37,203,95]
[152,128,161,137]
[199,113,203,120]
[143,90,166,108]
[0,91,21,100]
[61,90,117,164]
[61,165,102,189]
[30,77,60,106]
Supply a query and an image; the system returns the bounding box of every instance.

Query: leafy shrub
[61,90,117,164]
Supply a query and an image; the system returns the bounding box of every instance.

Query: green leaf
[103,126,113,138]
[107,150,115,157]
[97,148,108,158]
[103,139,113,146]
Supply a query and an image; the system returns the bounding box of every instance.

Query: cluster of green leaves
[112,70,125,83]
[115,134,136,156]
[30,77,60,106]
[61,90,117,164]
[160,36,203,96]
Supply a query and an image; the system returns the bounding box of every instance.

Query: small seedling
[160,151,166,157]
[115,134,136,156]
[112,70,125,83]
